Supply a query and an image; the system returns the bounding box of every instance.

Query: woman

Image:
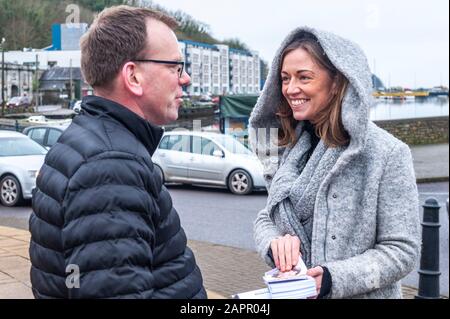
[250,27,420,299]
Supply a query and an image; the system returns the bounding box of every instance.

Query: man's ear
[121,62,143,96]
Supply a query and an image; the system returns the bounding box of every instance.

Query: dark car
[23,124,69,149]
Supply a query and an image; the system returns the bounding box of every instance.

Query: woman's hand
[270,234,301,272]
[306,266,324,297]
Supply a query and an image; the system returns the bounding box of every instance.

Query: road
[0,182,448,296]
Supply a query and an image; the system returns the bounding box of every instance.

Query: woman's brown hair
[277,36,350,147]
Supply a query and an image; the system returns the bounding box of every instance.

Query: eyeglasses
[131,58,185,78]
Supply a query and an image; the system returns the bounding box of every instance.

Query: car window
[158,136,169,150]
[213,135,252,155]
[0,137,47,156]
[166,134,190,153]
[47,129,62,147]
[29,128,47,146]
[192,136,221,156]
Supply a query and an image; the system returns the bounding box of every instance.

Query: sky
[154,0,449,88]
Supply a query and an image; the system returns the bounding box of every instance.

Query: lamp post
[1,37,6,116]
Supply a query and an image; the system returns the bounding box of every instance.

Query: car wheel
[0,175,23,207]
[154,165,165,184]
[228,169,253,195]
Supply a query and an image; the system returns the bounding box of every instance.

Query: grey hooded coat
[250,27,420,299]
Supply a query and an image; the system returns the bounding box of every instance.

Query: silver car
[23,124,69,149]
[0,130,47,207]
[152,131,266,195]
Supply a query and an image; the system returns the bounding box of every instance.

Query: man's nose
[180,71,191,86]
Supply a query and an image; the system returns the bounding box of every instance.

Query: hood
[249,26,374,177]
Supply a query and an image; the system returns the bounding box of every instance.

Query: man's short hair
[80,5,178,88]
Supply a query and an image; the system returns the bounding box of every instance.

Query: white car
[152,131,266,195]
[73,100,82,113]
[0,130,47,207]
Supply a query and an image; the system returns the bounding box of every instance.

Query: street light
[1,37,5,117]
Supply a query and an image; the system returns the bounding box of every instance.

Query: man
[29,5,206,299]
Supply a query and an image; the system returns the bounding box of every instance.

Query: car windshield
[212,135,253,155]
[0,137,47,156]
[8,97,20,103]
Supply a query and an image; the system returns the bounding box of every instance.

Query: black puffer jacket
[29,95,206,299]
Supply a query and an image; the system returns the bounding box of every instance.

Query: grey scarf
[266,123,344,268]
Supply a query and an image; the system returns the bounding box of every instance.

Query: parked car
[152,131,266,195]
[6,95,33,109]
[23,124,70,150]
[0,130,47,207]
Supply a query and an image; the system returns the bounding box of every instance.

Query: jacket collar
[81,95,164,155]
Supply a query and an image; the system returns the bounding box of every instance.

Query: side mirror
[213,150,225,158]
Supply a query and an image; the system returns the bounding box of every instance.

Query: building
[229,48,261,95]
[39,67,90,105]
[0,62,35,103]
[180,40,261,96]
[47,23,89,51]
[3,24,262,98]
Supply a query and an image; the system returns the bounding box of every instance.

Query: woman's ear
[121,62,143,96]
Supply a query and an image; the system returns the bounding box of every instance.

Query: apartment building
[180,40,261,96]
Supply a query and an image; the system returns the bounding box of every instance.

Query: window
[0,137,46,156]
[213,135,252,155]
[192,137,222,156]
[193,54,199,63]
[158,136,169,150]
[160,135,190,153]
[193,64,200,73]
[47,129,62,147]
[29,128,47,146]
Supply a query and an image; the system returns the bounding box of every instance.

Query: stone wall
[374,116,449,145]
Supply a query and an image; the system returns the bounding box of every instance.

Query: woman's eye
[300,76,311,81]
[281,77,289,82]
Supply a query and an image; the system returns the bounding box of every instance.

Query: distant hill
[0,0,252,52]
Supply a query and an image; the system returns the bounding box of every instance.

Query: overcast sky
[155,0,449,88]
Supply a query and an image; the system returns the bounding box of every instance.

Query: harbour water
[164,96,449,132]
[370,96,449,121]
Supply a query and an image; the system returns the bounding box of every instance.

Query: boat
[26,115,72,126]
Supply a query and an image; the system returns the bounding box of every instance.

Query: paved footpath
[1,225,447,299]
